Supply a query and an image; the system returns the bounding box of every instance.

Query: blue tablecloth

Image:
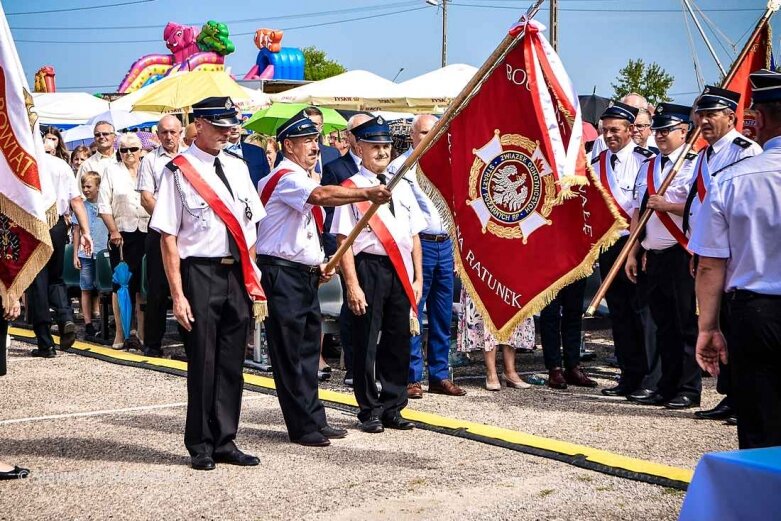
[679,447,781,520]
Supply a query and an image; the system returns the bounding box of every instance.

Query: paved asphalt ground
[0,329,734,520]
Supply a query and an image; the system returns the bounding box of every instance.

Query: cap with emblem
[276,111,320,142]
[695,86,740,112]
[651,103,692,130]
[600,101,638,123]
[750,69,781,105]
[351,115,393,144]
[192,96,241,127]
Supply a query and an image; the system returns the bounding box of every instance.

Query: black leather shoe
[632,392,667,406]
[213,449,260,466]
[601,384,635,397]
[726,415,738,425]
[358,418,384,434]
[190,453,216,471]
[59,321,76,351]
[382,416,415,430]
[319,425,348,439]
[143,347,164,358]
[293,432,331,447]
[627,388,656,402]
[0,466,30,480]
[30,348,56,358]
[664,395,701,410]
[694,399,734,420]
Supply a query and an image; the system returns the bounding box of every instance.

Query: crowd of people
[5,69,780,474]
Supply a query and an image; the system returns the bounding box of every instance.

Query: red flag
[418,19,624,340]
[0,3,53,306]
[728,23,772,134]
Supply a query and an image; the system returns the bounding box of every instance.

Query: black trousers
[715,296,733,404]
[726,293,781,449]
[1,296,7,376]
[599,236,648,386]
[350,253,411,422]
[541,278,587,370]
[645,244,701,400]
[108,229,146,299]
[338,276,353,374]
[26,216,72,350]
[143,230,170,350]
[260,261,326,441]
[180,258,250,457]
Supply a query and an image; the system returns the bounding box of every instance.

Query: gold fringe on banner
[416,160,626,343]
[0,193,53,307]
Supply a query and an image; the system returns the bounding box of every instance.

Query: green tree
[302,46,346,81]
[611,59,674,106]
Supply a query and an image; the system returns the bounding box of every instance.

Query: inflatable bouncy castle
[243,29,305,81]
[117,20,235,93]
[34,66,56,92]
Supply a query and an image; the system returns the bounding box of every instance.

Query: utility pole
[441,0,448,67]
[549,0,558,51]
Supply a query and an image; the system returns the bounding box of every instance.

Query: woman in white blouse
[98,133,150,348]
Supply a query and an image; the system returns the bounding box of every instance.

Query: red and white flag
[0,3,54,307]
[418,18,624,340]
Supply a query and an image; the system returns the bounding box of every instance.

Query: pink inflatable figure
[163,22,201,64]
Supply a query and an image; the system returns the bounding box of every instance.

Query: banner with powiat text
[418,19,624,341]
[0,3,53,305]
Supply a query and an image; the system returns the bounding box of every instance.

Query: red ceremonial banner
[418,19,624,340]
[728,23,772,134]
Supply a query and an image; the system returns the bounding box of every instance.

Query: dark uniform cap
[192,96,241,127]
[275,112,320,142]
[750,69,781,105]
[351,115,393,144]
[651,103,692,130]
[600,101,638,123]
[695,86,740,112]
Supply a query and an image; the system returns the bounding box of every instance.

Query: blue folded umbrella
[111,260,132,339]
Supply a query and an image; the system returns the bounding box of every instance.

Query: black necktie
[610,153,618,171]
[706,146,714,162]
[660,156,669,169]
[214,158,240,262]
[376,174,395,216]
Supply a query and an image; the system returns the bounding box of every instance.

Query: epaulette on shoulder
[223,149,247,163]
[712,156,750,177]
[685,152,698,161]
[733,136,752,149]
[590,155,600,165]
[634,146,654,158]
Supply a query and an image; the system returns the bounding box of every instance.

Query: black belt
[645,244,684,256]
[420,233,450,243]
[355,252,392,264]
[257,255,320,274]
[184,256,237,266]
[727,289,781,302]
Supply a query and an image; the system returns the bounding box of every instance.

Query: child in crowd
[72,171,109,339]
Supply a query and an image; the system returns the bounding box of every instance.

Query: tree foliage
[303,46,346,81]
[611,59,674,106]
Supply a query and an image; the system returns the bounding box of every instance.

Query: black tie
[214,157,240,262]
[706,146,714,162]
[660,156,669,169]
[376,174,395,216]
[610,153,618,171]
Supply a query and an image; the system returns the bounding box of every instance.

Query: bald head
[346,114,372,154]
[157,115,182,153]
[411,114,437,148]
[183,122,198,147]
[621,92,648,110]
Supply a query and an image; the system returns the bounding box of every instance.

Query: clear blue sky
[5,0,776,104]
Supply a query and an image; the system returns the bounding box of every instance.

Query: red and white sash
[645,157,689,250]
[172,155,267,318]
[259,168,324,233]
[341,177,419,334]
[597,150,632,223]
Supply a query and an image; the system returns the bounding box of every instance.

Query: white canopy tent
[32,92,109,126]
[270,70,405,110]
[397,63,478,112]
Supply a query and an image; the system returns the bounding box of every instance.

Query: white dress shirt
[149,142,265,259]
[78,150,116,181]
[633,144,697,250]
[42,154,81,217]
[348,150,361,169]
[98,162,150,233]
[256,158,324,266]
[387,147,446,235]
[136,145,179,195]
[689,136,781,295]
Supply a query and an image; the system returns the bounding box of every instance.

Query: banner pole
[324,0,547,273]
[584,2,779,317]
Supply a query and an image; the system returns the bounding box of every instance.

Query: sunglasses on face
[94,132,114,138]
[119,147,140,153]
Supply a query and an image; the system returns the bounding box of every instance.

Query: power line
[6,0,155,16]
[450,3,763,12]
[8,1,421,30]
[15,5,432,45]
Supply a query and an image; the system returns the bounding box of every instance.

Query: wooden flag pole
[323,0,547,273]
[584,1,779,317]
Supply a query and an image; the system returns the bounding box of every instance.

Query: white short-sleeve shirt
[330,166,427,257]
[41,154,81,217]
[388,147,447,235]
[136,145,179,195]
[689,136,781,295]
[98,162,150,233]
[149,142,265,259]
[78,151,116,181]
[256,158,324,266]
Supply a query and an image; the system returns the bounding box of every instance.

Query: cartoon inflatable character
[254,29,282,53]
[197,20,235,56]
[163,22,202,64]
[244,28,304,81]
[34,66,56,93]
